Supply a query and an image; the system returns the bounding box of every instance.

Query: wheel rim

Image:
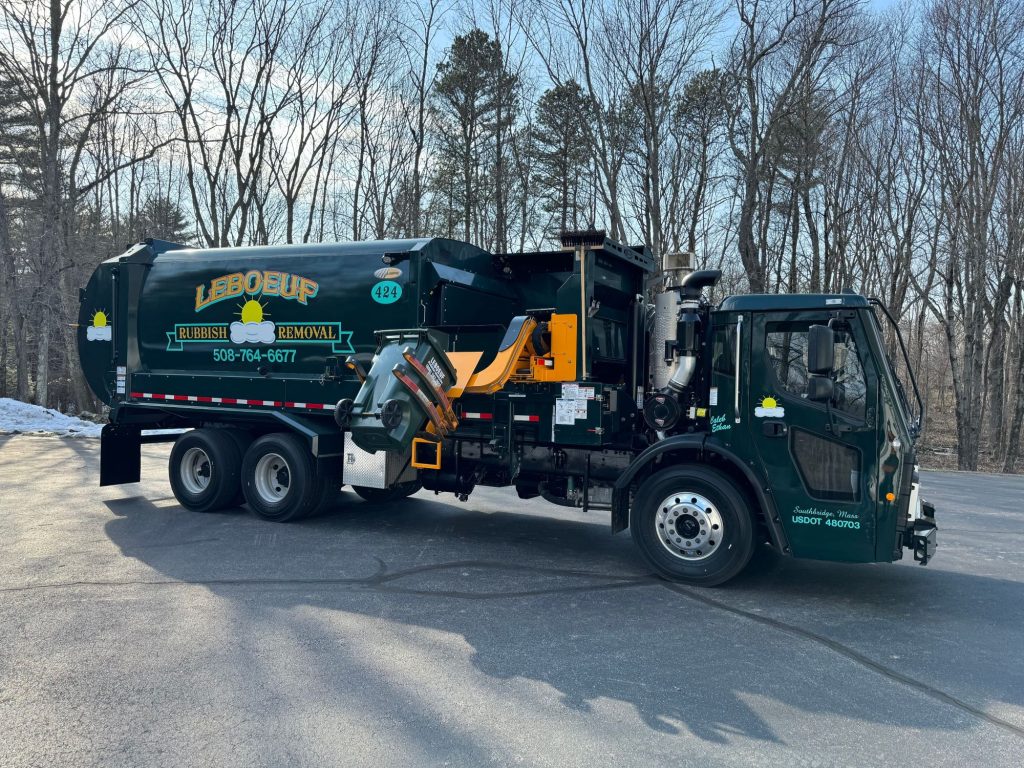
[179,447,212,495]
[654,491,724,561]
[253,452,291,504]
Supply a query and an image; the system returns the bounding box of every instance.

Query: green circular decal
[371,280,402,304]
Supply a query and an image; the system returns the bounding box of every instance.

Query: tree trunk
[985,315,1006,457]
[61,268,94,412]
[802,188,820,292]
[0,189,12,399]
[494,96,507,254]
[35,313,50,407]
[1003,320,1024,473]
[787,182,799,294]
[737,169,765,292]
[463,147,472,244]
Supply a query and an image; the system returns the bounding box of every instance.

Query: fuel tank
[77,238,517,409]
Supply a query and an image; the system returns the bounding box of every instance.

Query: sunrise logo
[87,310,112,342]
[229,297,275,344]
[754,395,785,418]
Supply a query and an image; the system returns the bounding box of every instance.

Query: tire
[630,464,756,586]
[352,481,422,504]
[241,433,322,522]
[168,429,243,513]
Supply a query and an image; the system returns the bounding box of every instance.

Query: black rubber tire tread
[630,464,756,587]
[168,429,243,513]
[352,481,422,504]
[241,433,320,522]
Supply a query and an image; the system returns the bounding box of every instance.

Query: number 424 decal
[372,280,402,304]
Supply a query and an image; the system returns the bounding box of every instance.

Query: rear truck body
[78,232,936,585]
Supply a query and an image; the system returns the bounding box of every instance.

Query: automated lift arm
[352,312,578,469]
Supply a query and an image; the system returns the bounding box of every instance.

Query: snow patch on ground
[0,397,103,438]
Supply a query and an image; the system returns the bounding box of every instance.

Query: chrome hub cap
[180,447,212,495]
[655,491,724,561]
[254,452,291,504]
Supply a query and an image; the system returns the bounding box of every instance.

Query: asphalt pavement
[1,434,1022,767]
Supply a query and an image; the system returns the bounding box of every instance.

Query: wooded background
[1,0,1022,471]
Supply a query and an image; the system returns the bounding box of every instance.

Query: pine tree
[532,81,593,237]
[0,73,36,400]
[432,29,519,247]
[132,195,194,245]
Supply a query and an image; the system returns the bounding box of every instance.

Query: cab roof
[716,293,870,312]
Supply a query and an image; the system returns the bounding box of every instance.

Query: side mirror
[806,324,835,375]
[806,376,834,402]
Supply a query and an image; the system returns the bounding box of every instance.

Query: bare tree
[726,0,861,292]
[0,0,157,408]
[522,0,630,241]
[267,3,361,244]
[140,0,298,247]
[914,0,1024,470]
[399,0,450,237]
[604,0,723,261]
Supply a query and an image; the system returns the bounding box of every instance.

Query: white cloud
[87,325,112,341]
[230,320,276,344]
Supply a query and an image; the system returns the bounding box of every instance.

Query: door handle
[762,420,787,437]
[830,422,872,435]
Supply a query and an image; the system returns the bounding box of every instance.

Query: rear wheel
[630,465,756,586]
[241,433,322,522]
[352,481,421,504]
[168,429,243,513]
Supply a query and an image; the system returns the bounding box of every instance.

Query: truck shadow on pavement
[98,487,1024,749]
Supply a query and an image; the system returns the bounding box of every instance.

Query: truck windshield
[867,299,924,438]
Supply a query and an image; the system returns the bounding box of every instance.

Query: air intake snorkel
[667,270,722,392]
[645,269,721,433]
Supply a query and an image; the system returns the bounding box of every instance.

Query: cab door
[748,311,879,562]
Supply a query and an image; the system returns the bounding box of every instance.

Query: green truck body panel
[79,238,509,410]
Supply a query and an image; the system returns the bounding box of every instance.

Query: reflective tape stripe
[127,392,332,410]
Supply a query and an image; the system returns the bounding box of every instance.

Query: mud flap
[100,423,141,486]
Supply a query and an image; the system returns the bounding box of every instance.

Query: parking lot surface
[1,434,1022,767]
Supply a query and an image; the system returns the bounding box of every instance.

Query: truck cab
[707,294,933,567]
[607,283,934,586]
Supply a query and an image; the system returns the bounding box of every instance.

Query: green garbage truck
[77,231,936,585]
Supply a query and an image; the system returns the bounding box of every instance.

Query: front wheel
[630,465,756,586]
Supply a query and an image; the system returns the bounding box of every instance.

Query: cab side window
[765,322,867,420]
[712,326,735,376]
